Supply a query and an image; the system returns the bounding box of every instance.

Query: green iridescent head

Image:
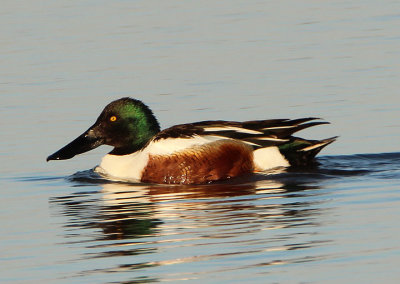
[47,97,161,161]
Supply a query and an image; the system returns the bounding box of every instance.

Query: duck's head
[47,97,160,161]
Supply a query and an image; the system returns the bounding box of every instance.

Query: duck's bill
[46,129,104,161]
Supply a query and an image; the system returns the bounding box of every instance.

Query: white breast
[96,150,149,182]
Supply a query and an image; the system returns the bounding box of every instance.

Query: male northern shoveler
[47,97,336,184]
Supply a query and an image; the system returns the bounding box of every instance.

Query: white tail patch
[253,146,290,171]
[203,126,263,135]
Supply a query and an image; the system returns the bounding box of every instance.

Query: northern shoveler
[47,97,336,184]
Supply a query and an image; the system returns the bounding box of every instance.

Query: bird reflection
[50,171,330,281]
[52,171,326,242]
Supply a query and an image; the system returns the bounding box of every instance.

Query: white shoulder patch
[145,135,222,156]
[253,146,290,171]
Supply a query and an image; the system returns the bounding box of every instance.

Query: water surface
[2,154,400,283]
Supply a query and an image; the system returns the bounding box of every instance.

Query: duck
[47,97,336,184]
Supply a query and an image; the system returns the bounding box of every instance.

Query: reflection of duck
[50,176,329,278]
[101,179,286,205]
[99,181,284,239]
[100,176,325,236]
[53,179,289,241]
[47,97,336,185]
[52,176,324,243]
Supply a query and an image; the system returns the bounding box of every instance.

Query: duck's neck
[109,144,149,156]
[109,128,160,156]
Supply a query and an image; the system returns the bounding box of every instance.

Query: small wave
[68,169,111,184]
[318,152,400,179]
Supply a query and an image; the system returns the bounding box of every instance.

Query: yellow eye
[110,116,117,122]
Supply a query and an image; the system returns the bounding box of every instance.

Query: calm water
[1,1,400,283]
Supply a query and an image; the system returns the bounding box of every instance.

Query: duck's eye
[110,116,117,122]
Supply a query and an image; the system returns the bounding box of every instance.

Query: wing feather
[154,118,330,149]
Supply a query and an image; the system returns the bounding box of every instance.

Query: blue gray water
[1,1,400,283]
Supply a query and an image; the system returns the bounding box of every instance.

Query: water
[3,154,400,283]
[1,1,400,283]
